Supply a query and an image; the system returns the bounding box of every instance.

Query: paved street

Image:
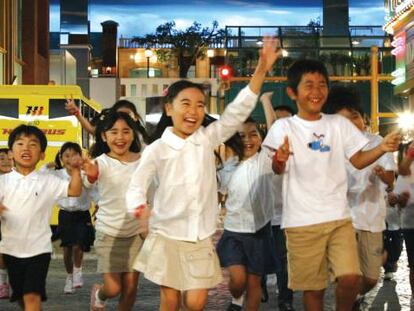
[0,240,413,310]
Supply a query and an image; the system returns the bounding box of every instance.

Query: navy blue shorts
[217,223,276,276]
[3,253,51,302]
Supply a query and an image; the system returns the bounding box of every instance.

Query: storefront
[384,0,414,107]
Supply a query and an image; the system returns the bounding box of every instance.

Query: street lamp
[144,48,153,78]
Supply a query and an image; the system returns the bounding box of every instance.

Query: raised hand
[276,136,292,163]
[82,157,99,183]
[257,36,282,73]
[372,165,386,178]
[64,94,79,116]
[380,131,401,152]
[387,192,398,207]
[399,191,410,208]
[260,91,273,102]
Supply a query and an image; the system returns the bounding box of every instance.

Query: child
[47,142,97,294]
[263,59,400,310]
[393,142,414,295]
[126,37,280,311]
[216,117,276,311]
[65,98,150,145]
[0,125,82,310]
[82,111,143,311]
[0,148,12,299]
[325,85,396,302]
[260,93,294,310]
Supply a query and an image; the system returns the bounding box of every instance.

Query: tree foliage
[132,21,225,78]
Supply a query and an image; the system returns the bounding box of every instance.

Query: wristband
[132,204,146,218]
[407,147,414,160]
[72,109,80,116]
[87,174,98,184]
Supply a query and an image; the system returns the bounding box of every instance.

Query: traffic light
[219,65,232,80]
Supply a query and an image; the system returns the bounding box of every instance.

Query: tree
[132,21,225,78]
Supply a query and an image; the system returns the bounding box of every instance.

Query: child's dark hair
[91,111,141,158]
[111,100,150,144]
[54,142,82,169]
[274,105,294,115]
[150,80,211,142]
[324,85,364,116]
[287,59,329,94]
[0,148,9,155]
[8,124,47,152]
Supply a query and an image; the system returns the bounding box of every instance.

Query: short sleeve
[262,119,288,151]
[339,116,369,159]
[48,173,69,200]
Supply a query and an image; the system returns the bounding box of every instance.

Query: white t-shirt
[86,154,140,237]
[271,174,283,226]
[218,151,275,233]
[385,199,401,231]
[0,169,68,257]
[126,85,258,242]
[263,113,368,228]
[394,176,414,229]
[346,132,396,232]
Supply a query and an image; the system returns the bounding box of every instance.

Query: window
[0,99,18,118]
[49,98,73,119]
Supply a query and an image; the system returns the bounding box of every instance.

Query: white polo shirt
[126,85,258,242]
[346,132,396,232]
[263,114,368,228]
[218,151,275,233]
[394,176,414,229]
[0,169,68,258]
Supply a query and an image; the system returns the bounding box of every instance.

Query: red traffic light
[219,66,232,80]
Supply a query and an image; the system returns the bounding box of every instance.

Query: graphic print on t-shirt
[308,132,331,152]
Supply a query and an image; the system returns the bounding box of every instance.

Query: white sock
[73,266,82,274]
[232,295,244,306]
[0,269,7,284]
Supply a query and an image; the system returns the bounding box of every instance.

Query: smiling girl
[83,111,142,311]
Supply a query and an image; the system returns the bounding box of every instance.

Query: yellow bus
[0,85,101,225]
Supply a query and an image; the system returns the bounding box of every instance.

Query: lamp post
[144,48,153,78]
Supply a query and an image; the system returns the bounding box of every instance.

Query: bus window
[49,98,78,119]
[0,99,19,118]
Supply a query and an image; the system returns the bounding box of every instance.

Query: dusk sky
[50,0,388,37]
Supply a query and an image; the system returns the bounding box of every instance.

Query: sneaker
[279,302,295,311]
[0,283,9,299]
[384,272,394,281]
[90,284,105,311]
[227,303,242,311]
[63,275,75,294]
[73,270,84,288]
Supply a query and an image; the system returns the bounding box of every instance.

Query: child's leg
[245,273,262,311]
[63,246,73,274]
[303,289,325,311]
[118,271,139,311]
[227,265,247,299]
[100,273,122,300]
[73,245,83,269]
[160,285,181,311]
[22,293,41,311]
[182,288,208,311]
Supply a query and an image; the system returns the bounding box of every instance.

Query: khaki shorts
[355,230,383,280]
[94,231,143,273]
[134,232,223,291]
[285,219,361,291]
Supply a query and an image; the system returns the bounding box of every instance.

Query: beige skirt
[134,232,223,291]
[94,231,143,273]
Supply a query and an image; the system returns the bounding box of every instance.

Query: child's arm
[67,158,82,197]
[207,37,281,146]
[260,92,276,130]
[372,165,395,189]
[82,158,100,186]
[272,136,291,174]
[399,142,414,176]
[65,96,96,135]
[349,131,400,170]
